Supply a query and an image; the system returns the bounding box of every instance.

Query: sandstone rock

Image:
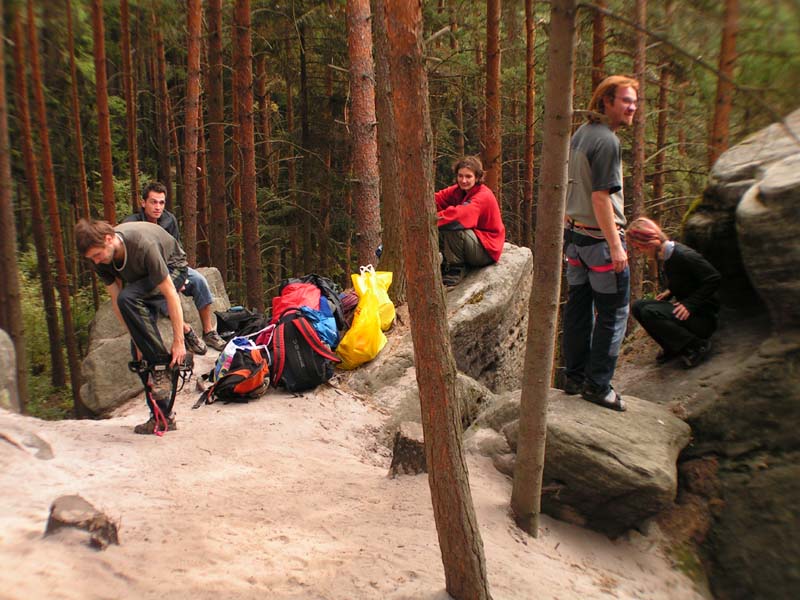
[45,494,119,550]
[81,267,230,414]
[737,154,800,329]
[388,421,426,477]
[468,388,691,536]
[0,329,19,412]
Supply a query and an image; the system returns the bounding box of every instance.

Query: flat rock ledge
[468,388,691,536]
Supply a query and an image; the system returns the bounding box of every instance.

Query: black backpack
[271,309,341,393]
[280,274,347,333]
[192,347,269,407]
[214,307,270,339]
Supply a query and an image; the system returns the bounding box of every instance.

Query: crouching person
[76,218,190,434]
[627,217,721,368]
[435,156,506,286]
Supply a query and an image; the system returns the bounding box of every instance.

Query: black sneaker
[133,414,177,435]
[203,329,226,352]
[184,327,208,355]
[581,382,626,412]
[655,348,679,364]
[562,377,583,395]
[442,265,466,287]
[681,339,711,369]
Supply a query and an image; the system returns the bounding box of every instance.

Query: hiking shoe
[133,414,177,435]
[442,265,466,287]
[681,339,711,369]
[562,377,583,395]
[656,348,679,365]
[184,327,208,355]
[581,383,626,412]
[203,329,226,352]
[148,367,175,406]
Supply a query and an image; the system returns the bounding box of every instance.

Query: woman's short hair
[75,218,115,255]
[626,216,667,249]
[453,156,484,182]
[588,75,639,121]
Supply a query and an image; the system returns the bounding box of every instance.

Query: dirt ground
[0,347,707,600]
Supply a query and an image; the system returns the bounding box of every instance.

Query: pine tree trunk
[371,0,406,305]
[510,0,577,538]
[629,0,647,308]
[66,0,98,309]
[0,0,28,412]
[652,65,670,220]
[522,0,537,249]
[284,37,297,277]
[591,0,606,89]
[182,0,202,265]
[120,0,139,209]
[318,59,334,275]
[152,16,172,209]
[299,24,314,275]
[483,0,502,202]
[91,0,116,224]
[708,0,739,167]
[231,61,243,299]
[205,0,227,281]
[12,12,65,390]
[27,0,87,416]
[347,0,382,268]
[234,0,264,312]
[382,4,492,598]
[197,100,211,267]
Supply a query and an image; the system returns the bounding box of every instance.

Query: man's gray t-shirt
[566,122,626,228]
[94,222,187,290]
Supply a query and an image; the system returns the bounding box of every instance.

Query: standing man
[562,75,639,412]
[76,218,189,433]
[124,182,226,353]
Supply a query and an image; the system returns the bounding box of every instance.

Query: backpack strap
[293,316,341,363]
[271,319,287,386]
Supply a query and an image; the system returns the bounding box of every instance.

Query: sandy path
[0,355,704,600]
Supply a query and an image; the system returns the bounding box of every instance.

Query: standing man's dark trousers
[631,299,717,356]
[118,267,187,414]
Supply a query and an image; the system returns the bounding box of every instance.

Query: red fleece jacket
[435,183,506,262]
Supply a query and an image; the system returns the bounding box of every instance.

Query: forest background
[0,0,798,419]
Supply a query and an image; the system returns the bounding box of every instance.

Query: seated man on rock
[123,181,225,353]
[76,218,190,434]
[435,156,506,286]
[627,217,721,368]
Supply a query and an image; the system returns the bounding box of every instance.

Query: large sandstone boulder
[345,243,532,441]
[0,329,19,412]
[80,267,230,414]
[685,107,800,312]
[468,389,691,536]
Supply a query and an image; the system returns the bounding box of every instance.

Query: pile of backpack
[194,274,347,407]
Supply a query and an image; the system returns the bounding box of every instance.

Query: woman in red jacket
[435,156,506,286]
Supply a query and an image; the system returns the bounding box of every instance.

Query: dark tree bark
[0,0,28,412]
[196,98,210,267]
[234,0,264,311]
[522,0,537,249]
[120,0,139,209]
[206,0,227,280]
[629,0,647,307]
[182,0,202,264]
[708,0,739,166]
[382,3,492,598]
[66,0,99,309]
[483,0,502,201]
[318,59,333,275]
[299,23,313,274]
[12,12,65,390]
[510,0,577,538]
[347,0,382,268]
[27,0,86,416]
[371,0,406,305]
[283,37,298,276]
[652,64,670,218]
[591,0,606,90]
[152,15,172,210]
[91,0,116,224]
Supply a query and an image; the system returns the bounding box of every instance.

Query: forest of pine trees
[1,0,798,419]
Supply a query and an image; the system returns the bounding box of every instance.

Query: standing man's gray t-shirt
[94,221,187,290]
[566,122,626,228]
